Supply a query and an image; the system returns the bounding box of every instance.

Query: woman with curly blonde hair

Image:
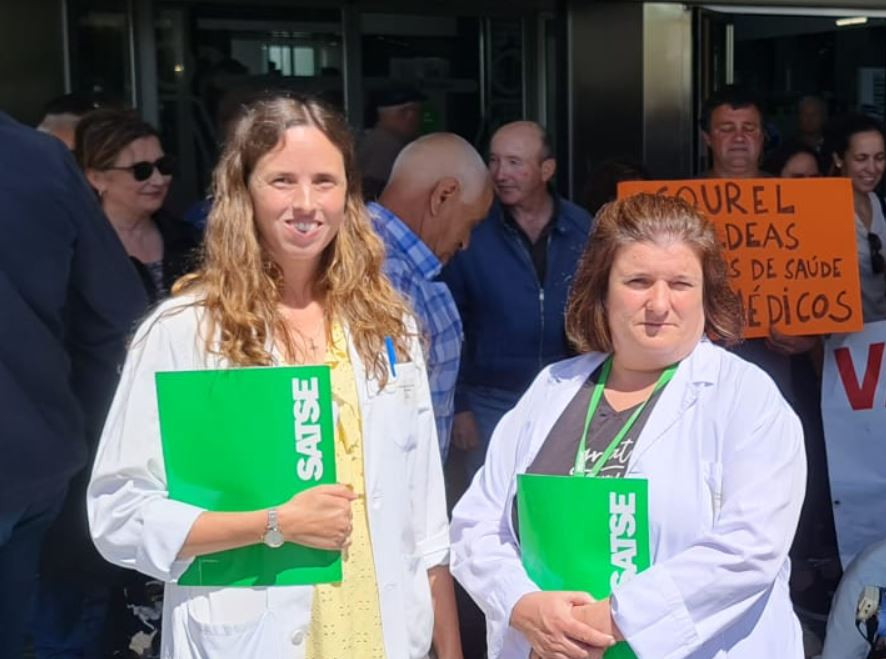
[87,96,459,659]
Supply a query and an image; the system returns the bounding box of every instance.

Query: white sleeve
[450,385,541,634]
[611,372,807,658]
[407,331,450,569]
[87,313,205,582]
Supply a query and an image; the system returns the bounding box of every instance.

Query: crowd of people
[1,81,885,659]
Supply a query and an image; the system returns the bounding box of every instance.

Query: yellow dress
[305,323,386,658]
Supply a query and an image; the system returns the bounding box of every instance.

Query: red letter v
[834,342,884,411]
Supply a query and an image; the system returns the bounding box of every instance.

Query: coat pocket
[178,588,286,658]
[376,362,421,450]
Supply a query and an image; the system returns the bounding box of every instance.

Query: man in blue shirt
[442,120,592,477]
[370,133,492,460]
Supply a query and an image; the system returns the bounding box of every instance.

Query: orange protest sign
[617,178,862,338]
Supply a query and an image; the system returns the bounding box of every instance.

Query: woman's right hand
[277,484,357,550]
[510,591,615,659]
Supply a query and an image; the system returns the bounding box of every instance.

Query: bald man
[370,133,493,460]
[441,120,592,478]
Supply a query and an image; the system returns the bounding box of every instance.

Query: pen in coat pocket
[384,336,397,379]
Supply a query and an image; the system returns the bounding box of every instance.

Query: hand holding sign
[618,178,862,338]
[279,483,358,550]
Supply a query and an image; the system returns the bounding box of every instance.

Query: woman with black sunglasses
[825,113,886,322]
[75,108,199,304]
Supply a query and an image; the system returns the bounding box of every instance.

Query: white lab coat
[87,295,449,659]
[450,340,806,658]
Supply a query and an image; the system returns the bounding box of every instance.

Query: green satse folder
[156,365,340,587]
[517,474,651,659]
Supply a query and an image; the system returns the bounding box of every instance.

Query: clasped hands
[511,591,621,659]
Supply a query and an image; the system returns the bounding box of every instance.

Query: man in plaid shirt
[369,133,492,459]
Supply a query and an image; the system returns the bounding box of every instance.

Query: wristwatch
[262,508,285,548]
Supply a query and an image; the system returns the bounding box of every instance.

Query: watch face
[263,528,285,548]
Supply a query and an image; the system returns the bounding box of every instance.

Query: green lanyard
[573,357,679,478]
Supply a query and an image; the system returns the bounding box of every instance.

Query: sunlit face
[704,105,764,177]
[248,125,347,272]
[781,152,820,178]
[91,136,171,218]
[607,240,705,369]
[488,126,553,207]
[836,130,886,195]
[426,182,494,264]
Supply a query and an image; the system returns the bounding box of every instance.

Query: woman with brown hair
[824,113,886,322]
[450,193,806,658]
[75,109,198,304]
[86,96,459,658]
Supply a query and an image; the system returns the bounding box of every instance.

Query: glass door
[152,3,343,209]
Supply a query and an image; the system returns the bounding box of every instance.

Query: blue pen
[384,336,398,378]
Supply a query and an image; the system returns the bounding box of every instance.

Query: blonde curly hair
[174,95,412,383]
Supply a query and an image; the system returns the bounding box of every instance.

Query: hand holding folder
[516,475,649,659]
[156,365,341,587]
[277,483,357,550]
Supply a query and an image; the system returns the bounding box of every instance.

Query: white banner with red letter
[822,321,886,567]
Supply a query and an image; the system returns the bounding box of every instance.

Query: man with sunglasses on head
[0,111,147,659]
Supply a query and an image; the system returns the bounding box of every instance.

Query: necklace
[296,330,321,357]
[288,323,325,364]
[277,301,326,364]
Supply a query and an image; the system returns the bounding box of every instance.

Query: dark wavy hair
[822,113,886,175]
[762,141,821,177]
[565,193,744,353]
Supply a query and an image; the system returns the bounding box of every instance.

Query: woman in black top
[76,109,199,303]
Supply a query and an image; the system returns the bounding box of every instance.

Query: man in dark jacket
[441,120,592,478]
[0,112,147,658]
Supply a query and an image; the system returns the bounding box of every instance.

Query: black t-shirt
[502,195,560,283]
[512,365,666,535]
